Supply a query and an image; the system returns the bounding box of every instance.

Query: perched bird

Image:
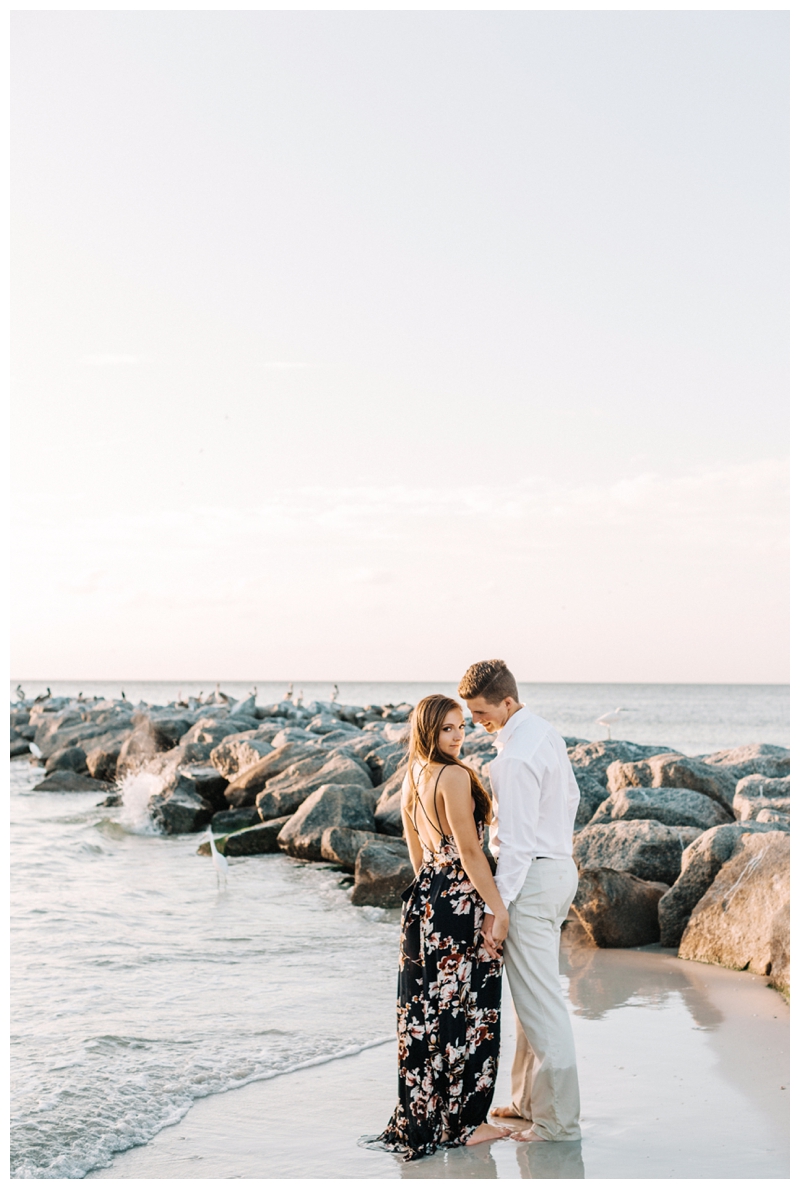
[251,685,258,698]
[285,683,294,701]
[206,828,229,887]
[596,707,630,741]
[294,689,304,707]
[121,690,126,700]
[15,685,25,701]
[331,684,339,703]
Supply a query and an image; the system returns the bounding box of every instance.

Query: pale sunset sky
[11,10,788,683]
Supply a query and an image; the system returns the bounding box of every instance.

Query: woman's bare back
[404,762,475,852]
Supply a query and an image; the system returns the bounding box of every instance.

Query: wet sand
[89,930,789,1179]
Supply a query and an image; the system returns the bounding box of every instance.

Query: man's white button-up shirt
[487,705,580,908]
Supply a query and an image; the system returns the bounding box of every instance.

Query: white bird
[206,828,229,887]
[285,683,294,701]
[596,707,631,740]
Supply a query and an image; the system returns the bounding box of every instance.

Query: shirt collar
[493,704,530,751]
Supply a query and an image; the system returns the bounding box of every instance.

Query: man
[458,658,581,1143]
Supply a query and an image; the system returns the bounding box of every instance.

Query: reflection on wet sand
[398,1140,500,1179]
[514,1138,585,1179]
[399,1136,586,1180]
[560,920,724,1030]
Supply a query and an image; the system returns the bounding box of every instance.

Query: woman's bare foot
[465,1122,513,1146]
[490,1105,528,1119]
[511,1126,547,1142]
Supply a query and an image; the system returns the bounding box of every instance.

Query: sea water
[9,683,789,1178]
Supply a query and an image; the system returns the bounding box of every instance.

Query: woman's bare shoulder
[440,764,472,792]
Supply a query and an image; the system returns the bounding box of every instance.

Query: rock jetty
[10,692,790,995]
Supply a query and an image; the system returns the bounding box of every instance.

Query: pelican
[294,689,304,707]
[331,684,339,703]
[15,685,25,701]
[596,707,631,740]
[285,683,294,701]
[206,828,229,887]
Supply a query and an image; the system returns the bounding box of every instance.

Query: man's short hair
[458,659,518,704]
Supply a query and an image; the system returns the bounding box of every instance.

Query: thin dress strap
[412,763,448,844]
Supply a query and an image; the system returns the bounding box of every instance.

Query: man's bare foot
[511,1126,547,1142]
[490,1105,528,1120]
[465,1122,513,1146]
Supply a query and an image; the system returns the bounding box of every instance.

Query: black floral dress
[366,769,503,1161]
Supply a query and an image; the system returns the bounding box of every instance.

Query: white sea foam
[117,770,164,834]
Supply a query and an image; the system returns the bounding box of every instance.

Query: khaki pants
[503,856,581,1141]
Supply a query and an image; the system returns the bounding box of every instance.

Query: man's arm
[481,754,542,951]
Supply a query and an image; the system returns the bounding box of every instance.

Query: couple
[368,659,581,1162]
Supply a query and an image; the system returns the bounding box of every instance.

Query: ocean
[10,682,789,1178]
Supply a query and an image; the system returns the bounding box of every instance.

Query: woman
[367,694,512,1161]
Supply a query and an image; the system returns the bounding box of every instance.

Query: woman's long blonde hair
[407,694,492,824]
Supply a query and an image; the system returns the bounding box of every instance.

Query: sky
[11,10,788,683]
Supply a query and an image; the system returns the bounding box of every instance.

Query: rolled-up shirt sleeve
[488,754,542,908]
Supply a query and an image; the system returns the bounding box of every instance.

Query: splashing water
[117,771,164,834]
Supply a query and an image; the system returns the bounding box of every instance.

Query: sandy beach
[89,929,789,1180]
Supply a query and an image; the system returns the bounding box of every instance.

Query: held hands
[481,910,509,960]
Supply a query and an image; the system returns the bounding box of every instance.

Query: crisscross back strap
[411,763,447,842]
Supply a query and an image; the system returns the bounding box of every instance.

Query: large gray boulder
[699,743,790,781]
[32,709,85,756]
[657,820,789,947]
[573,771,609,829]
[678,831,790,995]
[572,868,669,948]
[256,753,372,820]
[588,787,732,832]
[179,716,259,748]
[210,735,274,780]
[373,766,406,836]
[210,806,261,834]
[85,732,130,782]
[351,841,414,908]
[149,775,213,834]
[35,714,134,761]
[117,723,176,777]
[132,712,194,749]
[224,741,327,807]
[198,816,292,857]
[277,783,376,860]
[32,770,112,793]
[44,745,88,775]
[567,740,672,791]
[10,734,30,758]
[573,820,684,885]
[166,765,229,812]
[606,754,736,811]
[270,726,318,749]
[320,826,393,871]
[733,774,790,822]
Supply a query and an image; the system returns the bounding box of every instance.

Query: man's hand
[481,910,508,960]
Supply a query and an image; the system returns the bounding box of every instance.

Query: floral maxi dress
[367,784,503,1161]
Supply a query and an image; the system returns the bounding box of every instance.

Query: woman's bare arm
[400,772,424,875]
[440,767,508,934]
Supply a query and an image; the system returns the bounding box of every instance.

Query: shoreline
[88,936,789,1180]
